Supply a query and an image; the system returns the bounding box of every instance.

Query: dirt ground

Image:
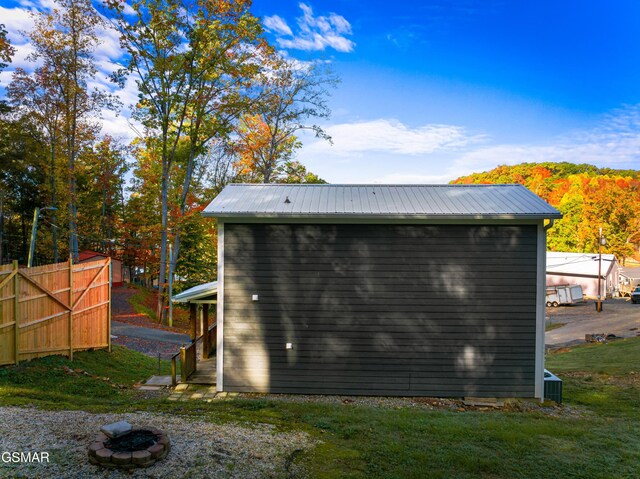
[546,297,640,347]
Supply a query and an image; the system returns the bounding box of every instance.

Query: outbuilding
[203,184,561,399]
[78,251,126,287]
[546,251,620,298]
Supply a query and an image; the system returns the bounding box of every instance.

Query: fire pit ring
[88,427,170,469]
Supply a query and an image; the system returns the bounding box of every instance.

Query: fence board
[0,258,111,365]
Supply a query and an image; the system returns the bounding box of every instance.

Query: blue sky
[2,0,640,183]
[252,0,640,182]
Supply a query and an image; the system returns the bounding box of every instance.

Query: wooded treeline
[0,0,333,322]
[453,162,640,264]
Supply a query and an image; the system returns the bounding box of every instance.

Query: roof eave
[172,292,217,303]
[202,212,563,221]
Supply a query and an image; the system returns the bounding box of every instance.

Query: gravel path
[112,287,188,334]
[111,287,191,359]
[0,407,314,479]
[546,298,640,346]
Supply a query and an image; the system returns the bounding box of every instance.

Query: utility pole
[28,208,40,268]
[28,206,57,268]
[596,227,605,313]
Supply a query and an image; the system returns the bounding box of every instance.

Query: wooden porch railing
[170,323,217,387]
[171,337,199,387]
[170,332,203,387]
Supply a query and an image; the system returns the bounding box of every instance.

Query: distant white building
[546,251,620,298]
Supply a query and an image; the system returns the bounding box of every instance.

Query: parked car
[632,286,640,304]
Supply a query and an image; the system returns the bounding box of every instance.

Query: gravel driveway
[546,298,640,346]
[0,407,314,478]
[111,287,191,359]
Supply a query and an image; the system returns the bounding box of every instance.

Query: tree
[240,58,337,183]
[454,163,640,264]
[0,115,48,263]
[277,160,326,184]
[106,0,268,323]
[25,0,112,262]
[0,24,15,71]
[8,66,66,262]
[231,113,300,182]
[79,135,129,253]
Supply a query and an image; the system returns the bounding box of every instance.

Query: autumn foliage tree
[234,58,336,183]
[454,162,640,264]
[231,114,300,182]
[107,0,269,322]
[16,0,114,261]
[0,24,14,71]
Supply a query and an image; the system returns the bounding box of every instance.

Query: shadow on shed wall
[223,224,537,397]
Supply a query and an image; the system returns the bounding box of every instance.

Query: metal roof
[172,281,217,303]
[547,252,617,277]
[202,184,561,220]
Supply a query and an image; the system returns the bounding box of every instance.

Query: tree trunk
[156,160,169,324]
[21,213,27,261]
[50,137,58,263]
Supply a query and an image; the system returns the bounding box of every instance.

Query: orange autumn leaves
[454,163,640,263]
[231,114,299,182]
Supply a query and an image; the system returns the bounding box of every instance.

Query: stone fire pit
[88,421,170,469]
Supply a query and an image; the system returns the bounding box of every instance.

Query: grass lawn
[128,284,191,328]
[545,322,566,331]
[0,340,639,478]
[128,284,159,321]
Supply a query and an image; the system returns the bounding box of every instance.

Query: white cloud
[297,105,640,184]
[267,3,355,53]
[100,108,139,140]
[453,105,640,174]
[263,15,292,36]
[306,119,485,157]
[0,6,35,43]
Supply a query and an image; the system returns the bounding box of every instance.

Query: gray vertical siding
[223,223,537,397]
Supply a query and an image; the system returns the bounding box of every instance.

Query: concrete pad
[138,385,163,391]
[175,384,190,392]
[145,376,173,386]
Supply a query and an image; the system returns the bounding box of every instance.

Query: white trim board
[216,222,224,392]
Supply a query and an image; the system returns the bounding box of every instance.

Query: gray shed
[203,184,561,399]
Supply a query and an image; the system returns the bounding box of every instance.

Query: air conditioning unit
[544,369,562,403]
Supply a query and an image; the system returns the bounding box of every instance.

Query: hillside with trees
[453,163,640,264]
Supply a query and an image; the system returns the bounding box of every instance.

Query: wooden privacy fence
[0,258,111,365]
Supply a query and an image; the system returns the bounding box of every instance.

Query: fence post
[108,258,112,353]
[69,256,73,360]
[12,260,19,365]
[180,346,187,382]
[171,355,177,387]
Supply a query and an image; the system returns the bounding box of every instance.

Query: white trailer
[546,284,584,307]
